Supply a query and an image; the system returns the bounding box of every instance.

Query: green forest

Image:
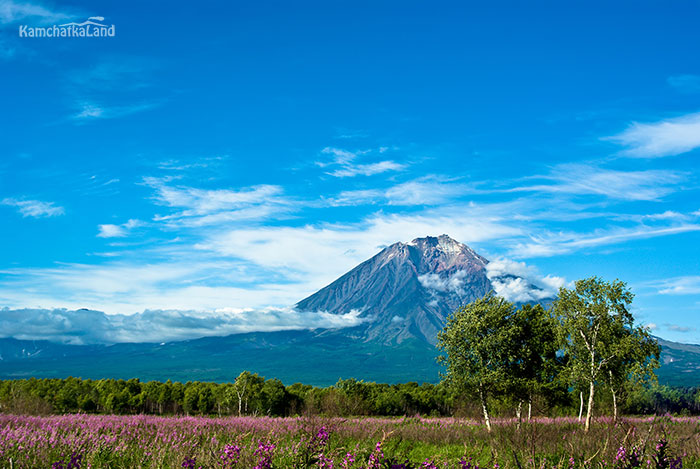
[1,374,700,418]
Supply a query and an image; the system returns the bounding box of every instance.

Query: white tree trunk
[528,394,532,421]
[585,381,595,432]
[609,370,618,422]
[479,386,491,432]
[516,400,523,429]
[578,391,583,421]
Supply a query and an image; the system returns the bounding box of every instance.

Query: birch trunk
[578,391,583,421]
[479,386,491,432]
[585,381,595,432]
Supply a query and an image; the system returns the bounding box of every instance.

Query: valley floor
[0,414,695,468]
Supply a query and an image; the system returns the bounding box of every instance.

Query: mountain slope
[297,235,491,344]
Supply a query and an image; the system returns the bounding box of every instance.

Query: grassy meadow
[0,413,696,468]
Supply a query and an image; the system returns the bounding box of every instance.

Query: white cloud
[512,223,700,258]
[653,276,700,295]
[607,111,700,158]
[329,160,405,178]
[508,164,685,201]
[0,306,366,345]
[1,197,64,218]
[485,258,566,302]
[642,211,689,221]
[385,180,471,205]
[665,323,696,333]
[328,178,472,207]
[319,146,406,178]
[418,270,470,295]
[143,177,294,227]
[0,259,308,314]
[320,147,362,166]
[0,200,519,315]
[196,209,521,292]
[97,219,143,238]
[97,224,126,238]
[0,0,70,24]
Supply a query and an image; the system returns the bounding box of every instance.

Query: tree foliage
[554,277,659,430]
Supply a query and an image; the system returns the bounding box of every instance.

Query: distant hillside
[654,337,700,386]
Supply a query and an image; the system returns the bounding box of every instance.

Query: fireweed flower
[341,452,355,469]
[459,457,479,469]
[254,441,275,469]
[367,441,385,468]
[318,453,334,468]
[220,444,241,466]
[181,456,197,468]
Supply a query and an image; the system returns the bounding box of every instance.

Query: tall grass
[0,414,695,468]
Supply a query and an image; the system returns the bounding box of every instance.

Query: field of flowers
[0,414,696,468]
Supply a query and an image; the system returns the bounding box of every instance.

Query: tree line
[0,374,697,418]
[438,277,660,431]
[1,375,698,418]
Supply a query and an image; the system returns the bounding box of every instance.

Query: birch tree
[603,325,660,421]
[437,293,519,431]
[555,277,654,432]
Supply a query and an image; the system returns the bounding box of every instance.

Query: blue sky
[1,0,700,344]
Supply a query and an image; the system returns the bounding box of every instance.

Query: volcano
[297,235,492,344]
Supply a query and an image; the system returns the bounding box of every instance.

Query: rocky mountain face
[296,235,492,344]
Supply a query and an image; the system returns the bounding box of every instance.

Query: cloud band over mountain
[0,307,365,345]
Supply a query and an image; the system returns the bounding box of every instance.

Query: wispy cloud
[71,101,161,122]
[508,164,685,201]
[513,223,700,258]
[97,219,143,238]
[1,197,64,218]
[196,208,521,292]
[667,75,700,94]
[651,276,700,295]
[65,58,164,122]
[0,0,71,25]
[157,155,227,172]
[143,177,295,227]
[606,111,700,158]
[319,147,406,178]
[328,178,472,206]
[665,323,696,333]
[330,160,405,177]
